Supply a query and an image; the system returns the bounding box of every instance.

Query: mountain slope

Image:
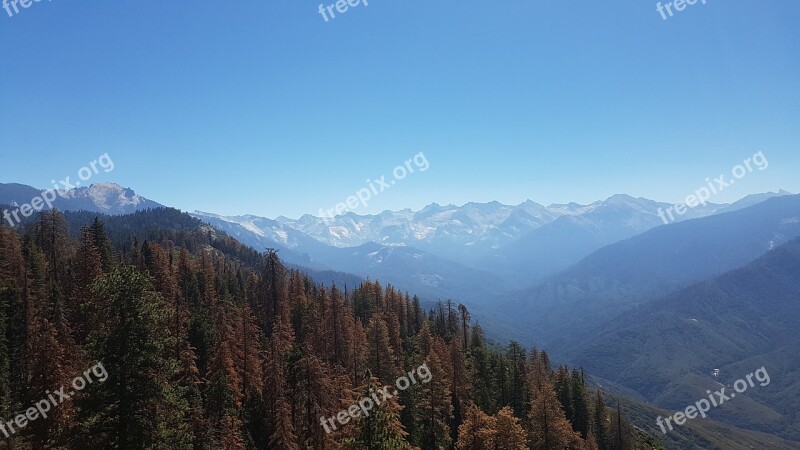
[609,388,800,450]
[568,237,800,441]
[307,241,507,304]
[190,211,332,268]
[496,194,800,347]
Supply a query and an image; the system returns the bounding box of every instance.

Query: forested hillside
[0,209,656,449]
[567,237,800,441]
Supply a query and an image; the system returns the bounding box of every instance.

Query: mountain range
[190,190,794,300]
[3,180,800,446]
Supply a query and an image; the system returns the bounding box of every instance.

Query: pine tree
[349,320,368,389]
[89,218,115,273]
[206,304,245,447]
[78,266,191,449]
[416,322,433,357]
[289,270,313,344]
[206,371,244,450]
[570,369,592,439]
[27,286,81,448]
[457,304,470,353]
[198,252,217,308]
[237,302,263,397]
[594,390,610,450]
[241,386,268,450]
[178,340,208,449]
[555,366,574,423]
[366,314,396,382]
[259,249,287,335]
[33,211,70,302]
[142,241,177,300]
[506,341,528,418]
[71,225,104,343]
[342,373,410,450]
[385,309,403,368]
[456,404,495,450]
[609,400,635,450]
[585,430,601,450]
[494,406,528,450]
[211,312,237,371]
[218,414,245,450]
[328,285,345,366]
[416,350,452,449]
[0,288,7,436]
[0,224,24,439]
[291,351,344,448]
[0,224,24,284]
[449,337,469,445]
[528,356,584,450]
[265,303,299,450]
[410,296,423,336]
[177,248,198,309]
[26,309,74,447]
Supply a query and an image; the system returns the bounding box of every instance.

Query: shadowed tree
[77,266,191,449]
[571,369,592,439]
[70,225,104,343]
[594,390,610,450]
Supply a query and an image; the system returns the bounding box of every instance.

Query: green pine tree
[570,369,592,439]
[89,217,115,273]
[594,390,609,450]
[77,266,191,449]
[343,373,411,450]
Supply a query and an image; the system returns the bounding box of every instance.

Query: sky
[1,0,798,218]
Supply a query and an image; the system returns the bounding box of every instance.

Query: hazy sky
[1,1,798,218]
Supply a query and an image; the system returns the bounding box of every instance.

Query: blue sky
[1,0,798,218]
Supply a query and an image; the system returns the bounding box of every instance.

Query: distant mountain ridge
[0,182,162,215]
[192,191,792,290]
[273,195,721,252]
